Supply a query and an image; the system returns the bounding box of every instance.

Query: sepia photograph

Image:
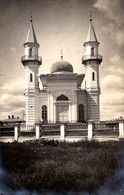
[0,0,124,194]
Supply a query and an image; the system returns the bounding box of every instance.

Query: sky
[0,0,124,121]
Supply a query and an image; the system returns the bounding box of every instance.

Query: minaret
[82,15,102,122]
[21,16,42,125]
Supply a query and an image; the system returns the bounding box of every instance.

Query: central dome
[51,60,73,73]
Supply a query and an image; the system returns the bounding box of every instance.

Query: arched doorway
[78,104,84,122]
[56,94,69,122]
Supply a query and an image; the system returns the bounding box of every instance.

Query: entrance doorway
[56,94,69,122]
[56,104,69,122]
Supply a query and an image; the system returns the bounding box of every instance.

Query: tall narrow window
[30,73,33,82]
[92,72,95,81]
[42,105,47,121]
[78,104,84,122]
[29,48,32,57]
[91,47,94,56]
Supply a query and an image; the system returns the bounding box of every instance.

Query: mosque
[21,16,102,125]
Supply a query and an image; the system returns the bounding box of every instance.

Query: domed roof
[51,60,73,73]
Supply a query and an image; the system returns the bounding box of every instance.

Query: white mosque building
[21,16,102,125]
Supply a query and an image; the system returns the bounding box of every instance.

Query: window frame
[91,47,94,56]
[30,73,33,82]
[42,105,47,121]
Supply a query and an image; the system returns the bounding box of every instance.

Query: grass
[0,139,122,192]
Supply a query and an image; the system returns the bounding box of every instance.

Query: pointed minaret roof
[26,15,38,43]
[86,15,98,42]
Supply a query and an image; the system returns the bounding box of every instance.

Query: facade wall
[85,61,100,91]
[25,90,48,125]
[87,91,100,122]
[25,75,100,124]
[47,79,78,123]
[84,60,100,122]
[77,90,88,121]
[25,62,39,91]
[37,91,48,121]
[25,91,36,125]
[24,60,40,125]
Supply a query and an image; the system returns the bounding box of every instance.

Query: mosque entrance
[56,94,69,122]
[56,105,69,122]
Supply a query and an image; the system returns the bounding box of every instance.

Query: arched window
[57,94,68,101]
[78,104,84,122]
[42,105,47,121]
[92,72,95,81]
[29,48,32,57]
[91,47,94,56]
[30,73,33,82]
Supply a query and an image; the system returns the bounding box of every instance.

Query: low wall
[0,120,123,142]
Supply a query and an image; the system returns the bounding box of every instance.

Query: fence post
[60,123,65,140]
[119,119,124,138]
[35,123,40,139]
[14,125,19,141]
[88,120,94,140]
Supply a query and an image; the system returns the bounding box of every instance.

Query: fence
[0,119,124,142]
[20,124,35,131]
[94,123,119,130]
[0,126,14,136]
[66,123,88,136]
[41,124,60,136]
[94,122,119,137]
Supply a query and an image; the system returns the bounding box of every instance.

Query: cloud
[0,93,25,119]
[110,54,121,63]
[10,47,16,54]
[101,92,124,106]
[101,24,124,46]
[116,31,124,45]
[104,54,124,78]
[0,94,24,110]
[100,73,124,120]
[0,77,25,95]
[0,77,25,119]
[100,91,124,120]
[101,75,123,91]
[94,0,124,46]
[94,0,124,24]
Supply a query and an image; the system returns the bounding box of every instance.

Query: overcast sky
[0,0,124,121]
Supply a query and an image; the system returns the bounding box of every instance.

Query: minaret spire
[26,14,38,43]
[22,15,42,66]
[86,14,98,42]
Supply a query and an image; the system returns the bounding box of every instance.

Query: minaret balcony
[82,54,102,64]
[21,55,42,65]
